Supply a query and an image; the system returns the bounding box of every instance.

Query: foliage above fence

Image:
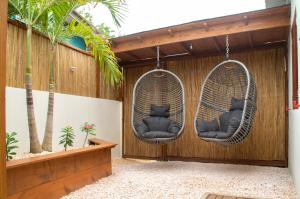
[6,20,120,100]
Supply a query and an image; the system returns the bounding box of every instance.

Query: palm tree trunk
[42,45,56,151]
[26,25,42,153]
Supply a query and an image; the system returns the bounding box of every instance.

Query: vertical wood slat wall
[6,22,119,100]
[123,47,287,165]
[0,1,7,198]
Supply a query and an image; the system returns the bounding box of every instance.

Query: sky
[77,0,266,37]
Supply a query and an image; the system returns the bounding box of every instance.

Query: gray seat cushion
[230,97,245,111]
[150,104,170,117]
[135,123,149,136]
[142,131,176,139]
[143,117,171,132]
[216,131,233,139]
[168,121,181,134]
[199,131,232,139]
[196,119,219,133]
[198,131,218,138]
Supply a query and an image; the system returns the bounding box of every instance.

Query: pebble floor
[62,159,297,199]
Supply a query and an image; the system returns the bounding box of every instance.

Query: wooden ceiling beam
[167,29,174,37]
[120,40,287,68]
[181,42,194,55]
[151,47,166,57]
[125,52,140,60]
[112,6,289,53]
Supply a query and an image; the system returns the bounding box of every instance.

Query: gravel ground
[62,159,297,199]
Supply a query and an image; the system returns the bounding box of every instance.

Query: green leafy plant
[59,126,75,151]
[8,0,126,153]
[81,122,96,147]
[36,0,125,152]
[6,132,18,161]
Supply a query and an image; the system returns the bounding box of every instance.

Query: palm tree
[39,1,125,151]
[8,0,60,153]
[8,0,125,153]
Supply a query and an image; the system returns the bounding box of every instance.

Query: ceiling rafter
[212,37,222,53]
[180,42,194,55]
[111,6,290,53]
[247,32,254,48]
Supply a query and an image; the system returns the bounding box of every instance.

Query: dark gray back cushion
[219,112,231,132]
[227,110,243,135]
[230,97,245,111]
[143,117,171,132]
[196,119,219,133]
[150,104,170,117]
[219,109,243,133]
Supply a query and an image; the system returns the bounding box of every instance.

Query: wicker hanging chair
[131,68,185,144]
[194,59,257,145]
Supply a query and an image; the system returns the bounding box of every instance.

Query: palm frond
[94,0,127,27]
[63,20,122,86]
[9,0,123,86]
[37,1,78,43]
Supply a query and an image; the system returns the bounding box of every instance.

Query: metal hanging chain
[225,35,230,60]
[156,46,160,69]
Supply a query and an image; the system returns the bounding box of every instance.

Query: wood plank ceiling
[111,5,290,67]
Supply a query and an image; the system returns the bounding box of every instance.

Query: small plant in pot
[81,122,96,147]
[59,126,75,151]
[6,132,18,161]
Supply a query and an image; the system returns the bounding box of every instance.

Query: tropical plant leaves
[6,132,19,161]
[8,0,125,86]
[59,126,75,151]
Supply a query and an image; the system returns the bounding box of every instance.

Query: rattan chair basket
[194,59,257,145]
[131,69,185,144]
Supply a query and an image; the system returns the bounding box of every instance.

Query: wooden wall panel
[123,66,163,157]
[6,22,119,100]
[0,1,7,198]
[123,47,287,163]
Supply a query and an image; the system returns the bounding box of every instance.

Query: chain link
[156,46,160,69]
[225,35,230,60]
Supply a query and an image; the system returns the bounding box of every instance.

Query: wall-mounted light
[70,66,76,72]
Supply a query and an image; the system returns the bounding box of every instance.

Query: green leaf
[6,132,18,159]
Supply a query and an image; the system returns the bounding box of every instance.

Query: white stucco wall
[288,0,300,197]
[289,109,300,195]
[5,87,122,158]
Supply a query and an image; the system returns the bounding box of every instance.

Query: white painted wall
[288,0,300,196]
[5,87,122,158]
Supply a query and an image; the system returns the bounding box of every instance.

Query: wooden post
[161,144,168,161]
[0,0,7,198]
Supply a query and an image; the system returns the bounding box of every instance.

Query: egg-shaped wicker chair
[194,60,257,145]
[132,69,185,144]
